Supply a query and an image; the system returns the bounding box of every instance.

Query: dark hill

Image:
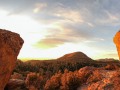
[24,52,92,64]
[96,58,119,63]
[57,52,92,62]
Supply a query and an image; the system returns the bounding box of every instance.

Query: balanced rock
[0,29,24,90]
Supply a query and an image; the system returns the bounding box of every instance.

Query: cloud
[34,23,94,49]
[95,10,120,26]
[0,0,48,15]
[0,2,119,43]
[87,22,94,27]
[32,4,86,24]
[0,0,34,14]
[53,8,84,23]
[35,38,69,49]
[3,0,120,27]
[33,3,47,13]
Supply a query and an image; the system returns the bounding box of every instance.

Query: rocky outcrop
[5,79,26,90]
[11,72,24,80]
[58,52,92,61]
[113,31,120,60]
[78,65,120,90]
[0,29,24,90]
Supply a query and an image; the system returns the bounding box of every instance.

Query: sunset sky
[0,0,120,60]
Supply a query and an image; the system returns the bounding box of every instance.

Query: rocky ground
[78,65,120,90]
[4,64,120,90]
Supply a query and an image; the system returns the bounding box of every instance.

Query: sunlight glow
[0,9,52,59]
[0,8,117,60]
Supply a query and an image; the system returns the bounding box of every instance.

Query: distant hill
[57,52,92,62]
[24,59,55,65]
[24,52,92,63]
[96,58,119,62]
[24,60,42,65]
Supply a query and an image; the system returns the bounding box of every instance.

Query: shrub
[44,72,62,90]
[61,71,81,90]
[25,72,44,90]
[87,70,103,83]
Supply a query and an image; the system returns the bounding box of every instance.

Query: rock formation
[5,79,25,90]
[78,65,120,90]
[113,31,120,60]
[0,29,24,90]
[58,52,92,61]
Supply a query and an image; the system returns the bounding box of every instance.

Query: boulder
[5,79,26,90]
[78,66,120,90]
[0,29,24,90]
[113,31,120,60]
[11,72,24,80]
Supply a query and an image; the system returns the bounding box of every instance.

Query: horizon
[20,51,119,61]
[0,0,120,60]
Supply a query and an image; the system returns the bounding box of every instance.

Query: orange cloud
[34,24,93,49]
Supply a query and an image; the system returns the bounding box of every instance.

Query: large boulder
[113,31,120,60]
[0,29,24,90]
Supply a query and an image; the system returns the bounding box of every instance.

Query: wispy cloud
[34,24,94,49]
[33,3,47,13]
[54,9,84,23]
[0,0,120,59]
[96,10,120,26]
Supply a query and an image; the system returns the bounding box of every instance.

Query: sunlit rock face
[78,65,120,90]
[0,29,24,90]
[113,31,120,60]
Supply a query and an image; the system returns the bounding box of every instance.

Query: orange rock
[0,29,24,90]
[78,66,120,90]
[113,31,120,60]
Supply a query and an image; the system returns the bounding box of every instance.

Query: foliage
[44,72,62,90]
[25,72,44,90]
[13,59,120,90]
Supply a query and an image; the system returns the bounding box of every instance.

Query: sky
[0,0,120,60]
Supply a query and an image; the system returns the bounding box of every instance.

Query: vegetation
[12,58,120,90]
